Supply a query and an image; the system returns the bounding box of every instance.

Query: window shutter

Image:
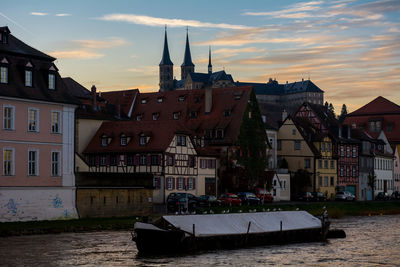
[146,155,151,166]
[134,155,139,165]
[172,178,176,190]
[124,154,127,165]
[172,156,175,166]
[95,155,99,166]
[192,178,196,189]
[183,178,186,189]
[158,155,162,165]
[117,154,121,165]
[213,160,216,168]
[157,176,161,189]
[106,155,110,165]
[207,159,210,168]
[194,157,197,167]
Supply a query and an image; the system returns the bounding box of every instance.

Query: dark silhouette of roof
[159,28,173,66]
[63,77,92,99]
[187,70,234,86]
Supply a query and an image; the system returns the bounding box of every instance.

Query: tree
[338,104,348,123]
[291,169,312,196]
[278,158,288,169]
[328,103,335,115]
[368,172,376,200]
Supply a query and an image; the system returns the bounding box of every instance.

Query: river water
[0,215,399,267]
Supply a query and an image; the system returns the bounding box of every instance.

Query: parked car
[198,195,221,207]
[237,192,260,205]
[218,193,242,206]
[376,192,390,201]
[296,192,314,201]
[167,192,198,212]
[311,192,327,202]
[254,188,274,203]
[335,191,355,201]
[391,191,400,200]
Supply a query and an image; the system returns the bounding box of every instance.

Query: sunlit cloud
[244,1,323,17]
[30,12,48,16]
[49,50,103,59]
[74,38,128,49]
[55,13,71,17]
[98,13,250,30]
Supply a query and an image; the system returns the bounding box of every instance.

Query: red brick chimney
[91,85,97,110]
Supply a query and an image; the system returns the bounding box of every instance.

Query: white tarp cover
[135,222,167,231]
[163,211,321,237]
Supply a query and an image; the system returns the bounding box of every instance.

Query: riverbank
[1,201,399,237]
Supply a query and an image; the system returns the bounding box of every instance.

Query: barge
[132,210,330,254]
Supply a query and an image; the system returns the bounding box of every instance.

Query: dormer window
[178,95,185,102]
[189,111,198,118]
[205,129,213,139]
[177,135,186,146]
[120,134,127,146]
[194,97,200,103]
[25,69,32,87]
[152,113,159,120]
[0,66,8,84]
[141,99,147,104]
[224,109,231,117]
[101,136,108,147]
[173,112,180,120]
[136,114,142,121]
[1,33,7,44]
[139,136,147,146]
[157,97,163,103]
[48,73,55,90]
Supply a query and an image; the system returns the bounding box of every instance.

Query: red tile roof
[101,89,139,116]
[348,96,400,116]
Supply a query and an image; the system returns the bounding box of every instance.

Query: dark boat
[132,210,330,255]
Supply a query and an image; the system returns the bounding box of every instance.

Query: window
[127,155,134,166]
[167,177,174,190]
[340,146,344,156]
[205,130,213,139]
[0,66,8,83]
[3,105,14,130]
[304,159,311,168]
[330,176,334,186]
[51,111,61,133]
[136,114,142,121]
[321,143,325,151]
[294,140,301,150]
[51,151,60,176]
[28,150,38,176]
[346,146,350,157]
[177,135,186,146]
[3,148,14,175]
[151,155,159,165]
[100,156,107,166]
[141,99,147,104]
[387,123,393,132]
[187,177,194,190]
[277,140,282,151]
[89,156,96,166]
[346,166,350,177]
[369,121,375,132]
[140,155,146,165]
[327,143,331,152]
[157,97,163,103]
[152,113,159,120]
[110,155,117,166]
[352,147,356,158]
[292,129,296,135]
[330,160,335,169]
[28,108,39,132]
[200,159,207,169]
[120,135,127,146]
[318,176,322,187]
[189,111,198,118]
[189,156,195,167]
[224,110,231,117]
[352,165,356,177]
[324,160,328,169]
[167,155,174,166]
[25,70,32,87]
[178,96,185,102]
[208,159,216,169]
[340,166,344,176]
[376,121,381,132]
[324,176,328,187]
[101,137,108,147]
[216,129,224,139]
[48,73,55,90]
[318,160,322,168]
[139,136,147,146]
[178,177,184,190]
[173,112,179,120]
[153,177,161,189]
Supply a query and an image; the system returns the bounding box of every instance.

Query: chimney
[91,85,97,110]
[205,87,213,114]
[347,125,351,139]
[116,98,121,118]
[282,109,288,122]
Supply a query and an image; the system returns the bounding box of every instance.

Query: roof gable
[348,96,400,116]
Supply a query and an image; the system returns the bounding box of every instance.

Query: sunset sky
[1,0,399,112]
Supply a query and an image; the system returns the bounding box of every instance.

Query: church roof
[159,29,173,66]
[181,31,194,67]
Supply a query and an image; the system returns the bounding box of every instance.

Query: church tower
[159,27,174,92]
[208,46,212,74]
[181,28,195,80]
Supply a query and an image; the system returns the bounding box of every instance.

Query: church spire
[208,46,212,74]
[181,27,195,80]
[159,26,173,66]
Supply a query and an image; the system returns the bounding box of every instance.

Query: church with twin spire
[159,28,235,92]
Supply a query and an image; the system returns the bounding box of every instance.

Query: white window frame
[167,177,173,190]
[0,66,8,83]
[51,110,61,134]
[120,135,127,146]
[3,104,15,130]
[28,149,39,176]
[48,73,55,90]
[139,136,146,146]
[178,177,184,190]
[25,69,32,87]
[27,107,39,132]
[200,159,207,169]
[51,150,61,177]
[188,177,194,190]
[3,147,15,176]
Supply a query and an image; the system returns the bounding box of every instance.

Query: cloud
[98,13,250,30]
[49,50,103,59]
[244,1,322,17]
[55,13,71,17]
[74,38,128,49]
[30,12,48,16]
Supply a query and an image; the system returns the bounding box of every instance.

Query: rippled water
[0,215,399,267]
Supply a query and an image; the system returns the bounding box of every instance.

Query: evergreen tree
[339,104,348,123]
[328,103,335,116]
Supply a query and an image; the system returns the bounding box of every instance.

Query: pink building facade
[0,26,78,221]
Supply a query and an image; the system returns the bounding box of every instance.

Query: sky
[1,0,399,112]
